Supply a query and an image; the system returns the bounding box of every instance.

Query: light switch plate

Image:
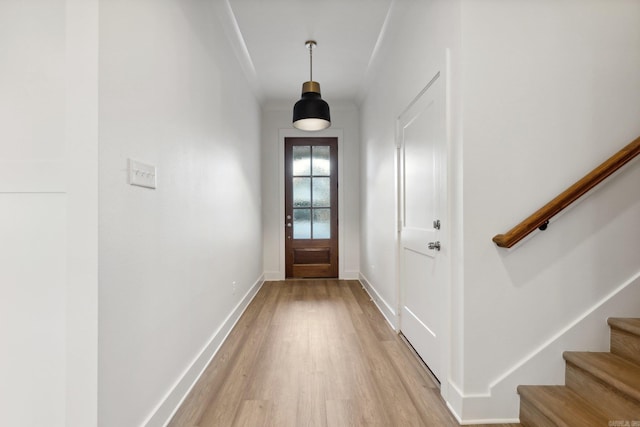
[128,159,157,189]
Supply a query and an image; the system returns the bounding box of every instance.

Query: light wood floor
[169,280,520,427]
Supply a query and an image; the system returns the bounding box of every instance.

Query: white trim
[441,46,455,413]
[446,402,463,424]
[445,380,465,422]
[263,271,283,281]
[491,269,640,392]
[358,273,398,330]
[141,274,265,427]
[459,418,521,425]
[446,390,520,426]
[356,0,395,105]
[341,270,360,280]
[403,306,436,338]
[212,0,263,104]
[397,71,441,124]
[65,1,99,424]
[447,271,640,422]
[277,128,345,279]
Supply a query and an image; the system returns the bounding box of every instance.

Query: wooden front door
[285,137,338,278]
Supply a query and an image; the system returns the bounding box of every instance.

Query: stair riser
[519,398,561,427]
[611,327,640,366]
[565,362,640,419]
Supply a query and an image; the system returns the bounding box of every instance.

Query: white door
[398,71,447,382]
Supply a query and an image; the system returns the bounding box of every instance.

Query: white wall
[99,1,263,425]
[458,0,640,420]
[0,1,99,426]
[360,0,640,422]
[262,104,361,280]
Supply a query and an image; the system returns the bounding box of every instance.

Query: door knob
[287,223,292,227]
[428,241,441,251]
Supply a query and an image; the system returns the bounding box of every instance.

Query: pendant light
[293,40,331,131]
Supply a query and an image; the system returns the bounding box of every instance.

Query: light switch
[128,159,157,189]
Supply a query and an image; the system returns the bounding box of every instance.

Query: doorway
[397,71,447,382]
[284,137,339,278]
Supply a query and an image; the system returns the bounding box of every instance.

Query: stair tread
[610,317,640,367]
[563,351,640,402]
[518,385,610,425]
[609,318,640,337]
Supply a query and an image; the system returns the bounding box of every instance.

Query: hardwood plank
[194,285,281,427]
[168,280,521,427]
[231,400,271,427]
[518,385,609,426]
[564,357,640,419]
[326,399,356,427]
[564,351,640,403]
[296,371,327,426]
[609,318,640,366]
[167,283,272,427]
[382,340,458,425]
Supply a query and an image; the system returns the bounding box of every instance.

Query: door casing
[284,137,339,278]
[276,128,346,280]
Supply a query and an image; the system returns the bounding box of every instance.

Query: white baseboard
[451,271,640,422]
[358,273,398,330]
[141,270,640,425]
[264,270,360,281]
[447,388,519,425]
[263,271,283,281]
[446,379,521,423]
[340,270,360,280]
[141,274,265,427]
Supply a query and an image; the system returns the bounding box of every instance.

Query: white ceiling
[226,0,393,106]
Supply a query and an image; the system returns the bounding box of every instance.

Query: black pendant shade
[293,41,331,131]
[293,82,331,131]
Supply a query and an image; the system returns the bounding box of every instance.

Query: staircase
[518,318,640,426]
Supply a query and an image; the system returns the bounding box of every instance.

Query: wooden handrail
[493,136,640,248]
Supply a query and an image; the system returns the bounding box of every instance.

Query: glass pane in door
[293,146,311,176]
[312,146,330,176]
[312,209,331,239]
[293,178,311,207]
[293,209,311,239]
[312,177,330,207]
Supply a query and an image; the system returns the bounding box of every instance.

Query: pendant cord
[309,44,313,82]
